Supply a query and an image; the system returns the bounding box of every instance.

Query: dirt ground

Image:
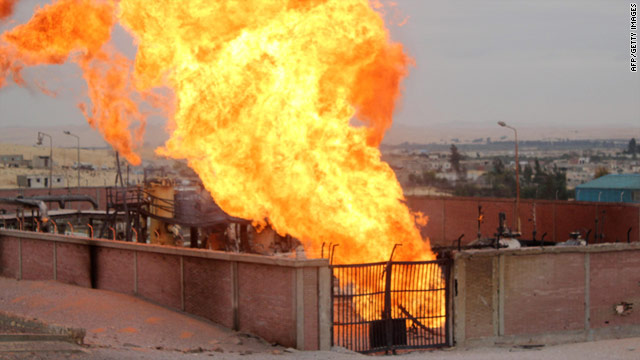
[0,277,638,359]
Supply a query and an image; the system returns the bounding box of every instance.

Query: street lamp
[36,132,53,194]
[63,130,80,188]
[498,121,520,233]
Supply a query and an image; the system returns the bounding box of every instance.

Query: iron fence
[331,259,451,353]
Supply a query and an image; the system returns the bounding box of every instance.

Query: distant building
[17,175,66,189]
[32,155,55,169]
[575,174,640,203]
[0,154,25,167]
[566,169,593,189]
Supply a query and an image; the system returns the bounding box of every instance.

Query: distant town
[382,137,639,200]
[1,137,638,203]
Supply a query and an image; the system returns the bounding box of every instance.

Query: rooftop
[576,174,640,190]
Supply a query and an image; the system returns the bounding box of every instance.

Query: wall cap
[405,195,640,208]
[0,229,329,268]
[453,242,640,259]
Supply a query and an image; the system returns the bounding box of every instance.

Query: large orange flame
[1,0,443,329]
[0,0,144,164]
[0,0,18,20]
[118,0,434,264]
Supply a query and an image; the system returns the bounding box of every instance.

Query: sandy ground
[0,277,638,359]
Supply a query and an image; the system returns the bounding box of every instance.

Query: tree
[523,164,533,184]
[533,159,544,184]
[492,158,505,174]
[594,166,609,179]
[627,138,637,158]
[450,144,462,175]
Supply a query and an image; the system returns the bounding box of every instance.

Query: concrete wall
[0,229,331,350]
[406,196,640,247]
[453,244,640,346]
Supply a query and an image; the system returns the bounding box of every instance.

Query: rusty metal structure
[99,177,251,248]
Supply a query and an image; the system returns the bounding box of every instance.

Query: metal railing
[331,259,451,353]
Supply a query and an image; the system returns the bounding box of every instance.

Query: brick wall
[453,244,640,346]
[0,229,331,350]
[406,196,640,247]
[3,190,638,246]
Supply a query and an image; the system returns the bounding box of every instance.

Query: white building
[17,174,66,188]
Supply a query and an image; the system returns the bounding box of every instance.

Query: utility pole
[63,131,80,188]
[498,121,520,233]
[37,132,53,194]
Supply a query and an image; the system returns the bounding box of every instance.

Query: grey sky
[0,0,638,145]
[390,0,639,129]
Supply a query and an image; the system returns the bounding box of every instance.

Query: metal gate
[331,259,451,353]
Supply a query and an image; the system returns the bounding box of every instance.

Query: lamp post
[36,132,53,194]
[498,121,520,233]
[63,131,80,188]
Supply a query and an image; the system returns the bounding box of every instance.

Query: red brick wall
[599,205,636,244]
[554,204,594,243]
[503,253,585,335]
[0,230,331,351]
[136,252,182,309]
[20,239,54,281]
[55,242,91,287]
[238,262,295,348]
[303,267,319,350]
[456,246,640,345]
[589,250,640,328]
[93,247,135,294]
[183,256,233,328]
[406,197,445,242]
[463,256,495,339]
[407,196,640,247]
[0,236,19,278]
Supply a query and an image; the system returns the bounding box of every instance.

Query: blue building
[575,174,640,203]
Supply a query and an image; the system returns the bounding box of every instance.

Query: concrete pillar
[295,268,305,350]
[453,254,466,345]
[318,266,331,351]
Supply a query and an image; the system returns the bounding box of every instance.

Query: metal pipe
[49,219,58,234]
[0,198,49,221]
[477,205,484,239]
[330,244,339,265]
[388,243,402,262]
[87,224,94,238]
[27,195,98,209]
[131,226,138,242]
[456,234,464,252]
[66,221,74,234]
[34,218,40,232]
[109,227,116,241]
